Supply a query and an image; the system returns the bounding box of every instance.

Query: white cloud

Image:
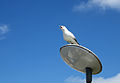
[73,0,120,12]
[65,76,85,83]
[0,25,9,40]
[65,73,120,83]
[0,25,9,35]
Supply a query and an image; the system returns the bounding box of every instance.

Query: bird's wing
[66,31,79,44]
[68,31,76,38]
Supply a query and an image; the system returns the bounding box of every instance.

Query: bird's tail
[74,38,79,45]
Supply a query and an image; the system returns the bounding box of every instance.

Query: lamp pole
[86,67,92,83]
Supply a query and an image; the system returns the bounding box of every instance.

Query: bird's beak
[59,26,62,29]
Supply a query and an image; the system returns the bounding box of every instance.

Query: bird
[59,25,79,45]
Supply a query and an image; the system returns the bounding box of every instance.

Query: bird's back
[63,30,75,41]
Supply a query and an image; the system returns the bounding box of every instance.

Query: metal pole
[86,67,92,83]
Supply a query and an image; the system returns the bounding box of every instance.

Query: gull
[60,26,79,45]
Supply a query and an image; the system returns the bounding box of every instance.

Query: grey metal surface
[60,44,102,75]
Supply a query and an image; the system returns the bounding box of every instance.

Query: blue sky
[0,0,120,83]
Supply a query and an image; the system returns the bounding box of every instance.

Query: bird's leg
[69,41,73,44]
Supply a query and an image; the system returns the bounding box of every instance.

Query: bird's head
[59,26,67,31]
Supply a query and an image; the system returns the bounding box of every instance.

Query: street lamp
[60,44,102,83]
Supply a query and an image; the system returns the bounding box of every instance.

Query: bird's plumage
[60,26,79,45]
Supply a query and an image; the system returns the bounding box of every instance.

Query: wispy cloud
[65,76,85,83]
[65,73,120,83]
[0,25,9,40]
[73,0,120,12]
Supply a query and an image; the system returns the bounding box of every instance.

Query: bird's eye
[60,26,62,29]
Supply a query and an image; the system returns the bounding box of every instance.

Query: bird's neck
[62,28,69,32]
